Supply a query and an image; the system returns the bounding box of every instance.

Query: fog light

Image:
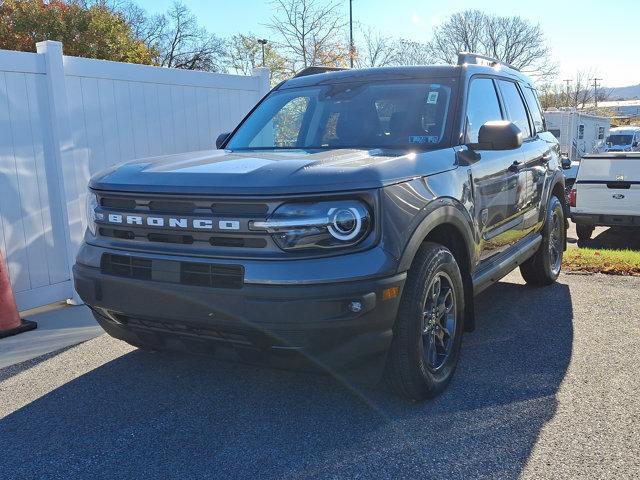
[348,300,363,313]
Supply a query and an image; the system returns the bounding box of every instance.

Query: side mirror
[216,132,230,149]
[561,156,572,169]
[470,121,523,151]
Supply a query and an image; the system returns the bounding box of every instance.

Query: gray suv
[73,53,566,401]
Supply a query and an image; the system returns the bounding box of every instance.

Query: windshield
[226,79,456,150]
[606,134,633,145]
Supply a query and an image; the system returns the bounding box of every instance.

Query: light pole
[563,79,572,107]
[349,0,354,68]
[591,77,602,109]
[257,39,268,67]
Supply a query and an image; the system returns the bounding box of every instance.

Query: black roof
[280,63,532,89]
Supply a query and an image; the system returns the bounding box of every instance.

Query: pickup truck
[570,152,640,240]
[74,53,567,401]
[603,127,640,153]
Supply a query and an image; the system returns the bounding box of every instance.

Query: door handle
[508,161,523,173]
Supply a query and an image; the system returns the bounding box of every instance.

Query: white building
[544,108,611,161]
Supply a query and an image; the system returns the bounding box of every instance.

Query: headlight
[252,200,372,251]
[85,190,99,236]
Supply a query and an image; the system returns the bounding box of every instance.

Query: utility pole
[349,0,354,68]
[563,79,572,107]
[592,77,602,108]
[257,39,268,67]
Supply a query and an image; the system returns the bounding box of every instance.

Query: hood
[90,148,457,195]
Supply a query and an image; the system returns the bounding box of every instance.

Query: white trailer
[544,109,611,161]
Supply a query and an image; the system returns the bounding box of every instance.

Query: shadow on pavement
[0,280,573,479]
[569,226,640,250]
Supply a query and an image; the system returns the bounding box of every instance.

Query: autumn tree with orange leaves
[0,0,156,64]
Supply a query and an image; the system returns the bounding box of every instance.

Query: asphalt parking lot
[1,270,639,479]
[566,222,640,250]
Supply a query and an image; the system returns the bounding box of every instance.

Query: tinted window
[227,78,456,150]
[521,86,545,133]
[606,134,633,145]
[498,80,532,138]
[465,78,503,143]
[247,96,310,148]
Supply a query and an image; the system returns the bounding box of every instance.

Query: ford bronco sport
[73,53,567,401]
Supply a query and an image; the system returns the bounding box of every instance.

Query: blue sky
[137,0,639,87]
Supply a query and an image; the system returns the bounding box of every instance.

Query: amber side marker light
[382,287,400,300]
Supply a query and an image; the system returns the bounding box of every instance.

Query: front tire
[385,242,465,402]
[520,195,565,286]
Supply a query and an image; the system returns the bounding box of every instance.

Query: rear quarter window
[521,86,545,134]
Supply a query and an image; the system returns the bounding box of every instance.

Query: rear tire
[385,242,465,402]
[576,224,594,241]
[520,195,565,286]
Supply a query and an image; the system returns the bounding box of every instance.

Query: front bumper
[571,213,640,228]
[73,252,405,377]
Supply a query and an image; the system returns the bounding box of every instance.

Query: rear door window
[465,78,503,143]
[497,80,533,139]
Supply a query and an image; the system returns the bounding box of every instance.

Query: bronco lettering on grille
[101,214,240,230]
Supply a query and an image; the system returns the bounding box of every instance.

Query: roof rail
[457,52,520,72]
[294,66,348,78]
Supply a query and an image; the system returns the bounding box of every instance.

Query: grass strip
[564,248,640,276]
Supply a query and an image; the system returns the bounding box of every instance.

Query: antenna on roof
[457,52,520,72]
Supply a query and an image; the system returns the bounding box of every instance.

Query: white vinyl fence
[0,41,270,310]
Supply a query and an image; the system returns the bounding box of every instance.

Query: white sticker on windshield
[427,91,439,104]
[409,135,439,144]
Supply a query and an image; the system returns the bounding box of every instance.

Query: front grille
[95,193,274,251]
[100,197,136,210]
[148,200,197,213]
[101,254,244,289]
[99,227,135,240]
[101,254,152,280]
[209,237,267,248]
[147,233,194,244]
[180,262,244,289]
[100,312,308,349]
[211,203,268,215]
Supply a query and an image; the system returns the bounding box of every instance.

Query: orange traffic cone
[0,252,36,338]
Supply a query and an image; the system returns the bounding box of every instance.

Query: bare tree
[428,10,486,64]
[570,71,595,109]
[391,39,433,66]
[115,1,166,48]
[266,0,348,73]
[88,0,166,57]
[538,70,614,111]
[153,2,227,71]
[107,1,227,71]
[354,26,397,68]
[428,10,557,78]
